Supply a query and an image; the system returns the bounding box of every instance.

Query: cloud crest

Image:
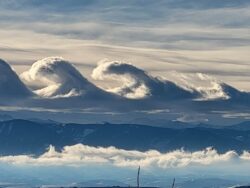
[169,72,232,101]
[1,144,250,169]
[21,57,100,98]
[92,59,195,99]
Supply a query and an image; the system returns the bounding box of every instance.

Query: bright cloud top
[92,59,195,99]
[21,57,100,98]
[169,72,231,101]
[91,59,239,101]
[1,144,250,168]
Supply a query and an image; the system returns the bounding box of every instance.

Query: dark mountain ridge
[1,119,250,155]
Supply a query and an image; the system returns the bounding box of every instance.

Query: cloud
[1,57,250,123]
[195,73,230,100]
[169,72,231,100]
[0,59,33,99]
[176,114,208,123]
[1,0,250,97]
[220,112,250,120]
[91,60,247,101]
[92,59,195,99]
[0,144,250,169]
[21,57,103,98]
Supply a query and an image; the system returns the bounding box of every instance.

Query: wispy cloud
[1,0,250,91]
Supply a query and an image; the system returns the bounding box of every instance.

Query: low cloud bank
[1,144,250,168]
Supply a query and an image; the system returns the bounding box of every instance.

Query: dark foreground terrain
[46,187,157,188]
[0,176,249,188]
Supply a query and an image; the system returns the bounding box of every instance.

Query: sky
[1,0,250,125]
[1,2,250,186]
[1,0,250,90]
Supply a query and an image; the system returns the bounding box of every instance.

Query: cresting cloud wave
[21,57,104,98]
[170,72,231,101]
[92,60,243,101]
[0,57,247,101]
[92,59,196,99]
[0,144,250,168]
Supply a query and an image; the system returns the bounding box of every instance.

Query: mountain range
[1,119,250,155]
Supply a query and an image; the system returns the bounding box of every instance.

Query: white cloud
[92,59,152,99]
[1,144,249,169]
[92,59,195,99]
[169,72,230,100]
[91,60,240,101]
[195,73,230,100]
[20,57,99,98]
[176,114,208,123]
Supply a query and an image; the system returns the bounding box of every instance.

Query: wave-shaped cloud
[21,57,102,98]
[91,59,245,102]
[9,57,247,102]
[169,72,233,101]
[0,59,33,99]
[1,144,250,168]
[1,56,250,120]
[0,57,250,110]
[92,59,196,99]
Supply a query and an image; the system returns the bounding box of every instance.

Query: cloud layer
[1,57,250,125]
[1,144,250,169]
[16,57,238,102]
